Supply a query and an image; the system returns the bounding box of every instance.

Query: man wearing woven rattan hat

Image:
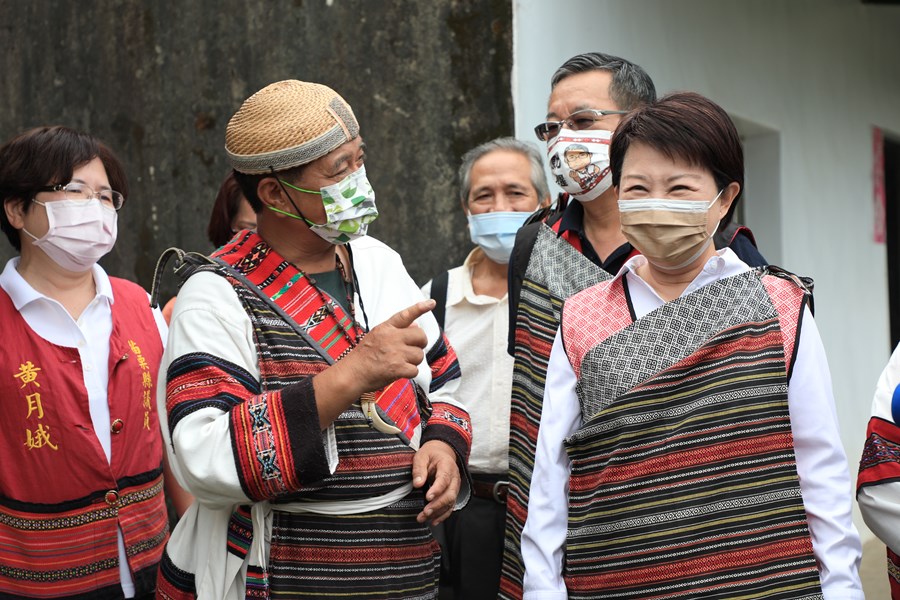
[155,80,472,599]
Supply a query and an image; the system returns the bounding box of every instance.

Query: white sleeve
[147,292,169,348]
[857,343,900,553]
[158,272,338,508]
[157,272,259,507]
[788,307,864,599]
[522,330,581,600]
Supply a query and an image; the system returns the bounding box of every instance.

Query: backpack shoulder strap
[428,270,450,330]
[149,247,220,309]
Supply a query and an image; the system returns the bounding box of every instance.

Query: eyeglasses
[37,182,125,211]
[534,108,630,141]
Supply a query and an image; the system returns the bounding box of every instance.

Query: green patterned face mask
[276,166,379,245]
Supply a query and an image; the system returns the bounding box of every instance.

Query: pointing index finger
[388,299,435,329]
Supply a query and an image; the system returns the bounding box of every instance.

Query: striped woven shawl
[559,270,822,599]
[501,223,611,598]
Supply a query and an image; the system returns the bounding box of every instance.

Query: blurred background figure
[206,171,257,248]
[422,137,550,600]
[161,172,257,324]
[0,126,169,599]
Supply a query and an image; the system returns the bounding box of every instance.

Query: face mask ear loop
[269,166,316,227]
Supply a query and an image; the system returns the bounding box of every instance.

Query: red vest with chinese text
[0,278,168,599]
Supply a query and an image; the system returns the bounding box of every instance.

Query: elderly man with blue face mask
[422,137,549,600]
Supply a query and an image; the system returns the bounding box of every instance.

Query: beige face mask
[618,191,722,271]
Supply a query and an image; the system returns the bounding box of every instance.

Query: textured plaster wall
[0,0,514,294]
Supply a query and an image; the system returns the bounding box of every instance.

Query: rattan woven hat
[225,80,360,174]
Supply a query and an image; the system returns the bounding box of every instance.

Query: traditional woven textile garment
[857,343,900,600]
[0,278,167,599]
[157,232,470,600]
[555,269,822,599]
[500,222,611,599]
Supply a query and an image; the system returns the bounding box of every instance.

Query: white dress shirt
[421,248,512,474]
[858,342,900,552]
[522,249,863,600]
[0,257,167,599]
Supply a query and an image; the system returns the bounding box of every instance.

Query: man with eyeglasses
[498,53,657,600]
[500,52,766,599]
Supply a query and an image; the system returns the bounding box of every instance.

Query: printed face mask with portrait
[547,128,613,202]
[275,166,379,245]
[23,198,118,272]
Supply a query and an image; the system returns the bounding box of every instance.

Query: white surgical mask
[23,198,118,272]
[547,128,613,202]
[467,211,531,264]
[274,166,378,245]
[618,192,722,271]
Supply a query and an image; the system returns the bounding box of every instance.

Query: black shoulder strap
[757,264,815,316]
[149,247,218,309]
[149,247,334,364]
[429,270,449,330]
[210,257,335,365]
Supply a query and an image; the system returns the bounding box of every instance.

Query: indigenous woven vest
[500,223,611,599]
[204,233,428,503]
[858,416,900,599]
[559,270,822,599]
[0,279,167,599]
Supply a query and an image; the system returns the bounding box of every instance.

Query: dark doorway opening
[885,135,900,349]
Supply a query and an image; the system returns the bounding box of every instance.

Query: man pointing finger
[156,80,472,600]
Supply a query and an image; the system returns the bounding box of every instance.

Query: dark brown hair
[207,172,252,247]
[0,126,128,250]
[610,92,744,226]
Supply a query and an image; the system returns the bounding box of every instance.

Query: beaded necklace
[299,252,401,435]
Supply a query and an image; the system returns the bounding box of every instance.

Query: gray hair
[551,52,657,110]
[458,137,550,204]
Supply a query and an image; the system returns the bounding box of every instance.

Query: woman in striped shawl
[521,92,863,600]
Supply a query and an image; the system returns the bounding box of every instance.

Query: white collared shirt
[421,248,512,474]
[522,249,864,600]
[0,257,167,599]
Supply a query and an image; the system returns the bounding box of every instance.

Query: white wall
[513,0,900,595]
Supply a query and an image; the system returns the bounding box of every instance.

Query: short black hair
[552,52,657,110]
[0,126,128,250]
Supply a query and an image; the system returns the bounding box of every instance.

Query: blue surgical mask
[467,211,531,264]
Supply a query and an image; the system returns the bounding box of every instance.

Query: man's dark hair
[0,126,128,250]
[551,52,657,110]
[610,91,744,226]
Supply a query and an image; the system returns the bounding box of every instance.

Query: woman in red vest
[0,126,171,599]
